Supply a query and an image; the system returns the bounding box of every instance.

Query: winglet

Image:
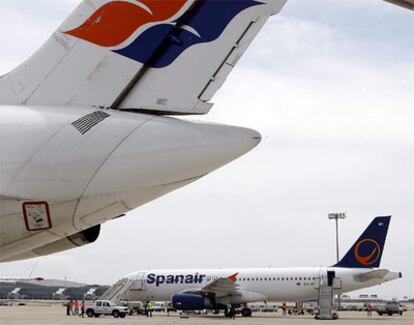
[228,273,239,282]
[334,216,391,268]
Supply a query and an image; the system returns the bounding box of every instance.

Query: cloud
[0,0,79,73]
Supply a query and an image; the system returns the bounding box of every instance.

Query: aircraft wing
[181,273,241,298]
[353,269,390,282]
[0,277,44,283]
[384,0,414,10]
[201,273,241,297]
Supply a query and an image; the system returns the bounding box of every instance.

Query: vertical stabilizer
[0,0,288,114]
[334,216,391,268]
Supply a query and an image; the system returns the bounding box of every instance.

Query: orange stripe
[65,0,187,47]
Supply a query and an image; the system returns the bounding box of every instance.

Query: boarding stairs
[316,270,341,320]
[318,283,334,319]
[99,278,135,304]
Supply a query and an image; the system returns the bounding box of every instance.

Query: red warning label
[23,202,52,231]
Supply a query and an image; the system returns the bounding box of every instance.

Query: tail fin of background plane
[334,216,391,268]
[0,0,288,114]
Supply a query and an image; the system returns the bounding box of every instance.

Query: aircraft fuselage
[124,267,402,303]
[0,105,260,261]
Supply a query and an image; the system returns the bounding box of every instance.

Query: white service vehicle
[375,301,404,316]
[86,300,128,318]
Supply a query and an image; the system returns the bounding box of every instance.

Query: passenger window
[97,302,101,307]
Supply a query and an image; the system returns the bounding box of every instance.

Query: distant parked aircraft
[115,217,401,317]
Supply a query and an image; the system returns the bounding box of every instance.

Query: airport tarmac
[0,304,413,325]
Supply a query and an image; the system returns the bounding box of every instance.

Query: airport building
[0,281,108,301]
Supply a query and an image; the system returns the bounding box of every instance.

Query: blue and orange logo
[354,239,381,266]
[64,0,262,68]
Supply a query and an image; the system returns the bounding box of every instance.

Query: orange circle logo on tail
[354,239,381,266]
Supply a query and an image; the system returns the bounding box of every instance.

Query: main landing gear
[241,307,252,317]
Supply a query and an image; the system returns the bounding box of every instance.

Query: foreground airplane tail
[0,0,287,114]
[334,216,391,268]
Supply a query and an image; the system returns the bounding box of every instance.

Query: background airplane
[102,217,401,317]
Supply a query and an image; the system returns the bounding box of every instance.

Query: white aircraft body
[0,0,288,262]
[118,217,401,316]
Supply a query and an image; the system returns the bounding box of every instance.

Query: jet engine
[6,225,101,261]
[172,294,214,311]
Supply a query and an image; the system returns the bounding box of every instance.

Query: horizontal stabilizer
[353,269,389,282]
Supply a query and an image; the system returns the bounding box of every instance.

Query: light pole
[328,212,346,263]
[328,212,346,311]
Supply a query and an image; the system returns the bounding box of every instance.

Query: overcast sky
[0,1,413,299]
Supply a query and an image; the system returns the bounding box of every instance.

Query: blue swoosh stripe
[114,0,262,68]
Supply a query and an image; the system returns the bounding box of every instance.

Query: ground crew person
[282,302,287,316]
[79,299,85,318]
[146,301,153,318]
[74,300,80,315]
[65,300,71,316]
[226,304,235,319]
[70,299,75,315]
[367,303,373,316]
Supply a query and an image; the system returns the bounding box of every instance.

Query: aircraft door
[327,270,342,289]
[131,272,146,291]
[314,268,323,289]
[95,300,104,314]
[327,271,335,287]
[103,301,112,314]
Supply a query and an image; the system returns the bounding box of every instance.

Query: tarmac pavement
[0,304,413,325]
